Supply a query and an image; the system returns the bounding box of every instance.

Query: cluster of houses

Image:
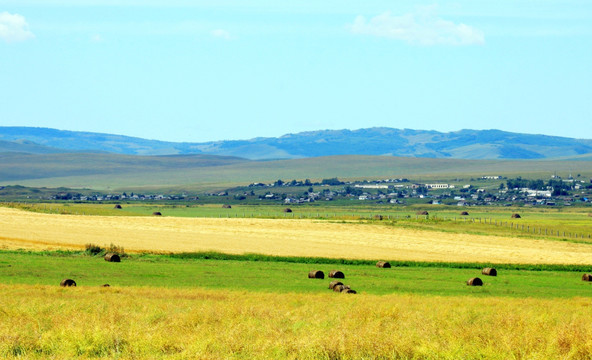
[12,174,589,208]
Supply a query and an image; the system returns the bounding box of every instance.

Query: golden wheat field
[1,206,592,264]
[1,284,592,359]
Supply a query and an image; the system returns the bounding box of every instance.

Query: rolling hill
[1,152,591,191]
[2,126,592,160]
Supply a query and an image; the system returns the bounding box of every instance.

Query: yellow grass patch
[1,206,592,264]
[1,284,592,359]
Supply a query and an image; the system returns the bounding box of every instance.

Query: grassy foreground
[1,284,592,359]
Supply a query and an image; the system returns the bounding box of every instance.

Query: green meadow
[2,250,592,299]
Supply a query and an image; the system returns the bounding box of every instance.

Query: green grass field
[2,250,592,298]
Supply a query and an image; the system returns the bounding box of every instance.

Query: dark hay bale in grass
[416,211,429,215]
[101,284,110,287]
[104,253,121,262]
[482,267,497,276]
[373,215,383,220]
[329,270,345,279]
[467,277,483,286]
[342,289,357,294]
[308,270,324,279]
[60,279,76,287]
[333,284,346,292]
[152,211,162,216]
[376,261,391,268]
[460,211,469,216]
[114,204,122,209]
[582,274,592,282]
[329,280,344,290]
[283,208,292,213]
[511,213,521,219]
[222,204,232,209]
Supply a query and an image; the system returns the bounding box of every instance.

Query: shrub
[85,243,104,256]
[107,243,127,257]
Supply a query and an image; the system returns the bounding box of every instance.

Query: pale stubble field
[1,207,591,264]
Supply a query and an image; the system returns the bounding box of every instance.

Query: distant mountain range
[2,126,592,160]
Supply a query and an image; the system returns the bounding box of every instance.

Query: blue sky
[1,0,591,142]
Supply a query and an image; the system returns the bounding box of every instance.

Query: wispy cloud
[90,34,104,42]
[350,8,484,46]
[211,28,231,40]
[0,12,35,42]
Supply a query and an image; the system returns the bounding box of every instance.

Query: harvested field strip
[2,284,592,359]
[5,202,592,241]
[2,251,592,298]
[2,207,592,265]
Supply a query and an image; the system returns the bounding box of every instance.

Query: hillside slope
[1,153,591,190]
[2,126,592,160]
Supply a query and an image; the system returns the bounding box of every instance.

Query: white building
[426,184,449,189]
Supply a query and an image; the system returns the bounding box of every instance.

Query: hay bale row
[308,270,324,279]
[329,282,357,294]
[583,274,592,282]
[222,204,232,209]
[376,261,391,268]
[416,211,429,215]
[60,279,113,287]
[114,204,122,209]
[460,211,469,216]
[511,213,521,218]
[152,211,162,216]
[283,208,292,213]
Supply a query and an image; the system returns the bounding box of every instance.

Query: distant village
[6,173,590,207]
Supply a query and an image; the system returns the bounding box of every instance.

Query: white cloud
[91,34,104,42]
[211,29,231,40]
[350,9,484,46]
[0,12,35,42]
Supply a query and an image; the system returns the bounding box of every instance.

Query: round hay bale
[416,211,429,215]
[329,270,345,279]
[582,274,592,282]
[467,277,483,286]
[101,284,110,287]
[114,204,122,209]
[511,213,521,219]
[373,215,383,220]
[482,267,497,276]
[308,270,324,279]
[222,204,232,209]
[333,284,346,292]
[60,279,76,287]
[342,289,357,294]
[283,208,292,213]
[460,211,469,216]
[376,261,391,268]
[104,253,121,262]
[328,280,344,290]
[152,211,162,216]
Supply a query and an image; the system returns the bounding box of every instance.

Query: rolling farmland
[3,204,592,359]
